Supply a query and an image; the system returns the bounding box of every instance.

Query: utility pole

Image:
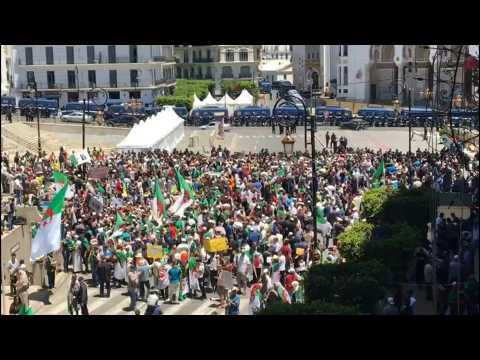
[310,108,319,263]
[82,98,86,149]
[408,88,412,154]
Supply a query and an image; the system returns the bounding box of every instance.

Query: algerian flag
[52,171,74,199]
[152,178,166,223]
[372,159,385,188]
[169,169,194,216]
[316,207,327,225]
[53,171,68,184]
[114,212,124,232]
[31,183,68,260]
[175,169,195,200]
[277,166,286,177]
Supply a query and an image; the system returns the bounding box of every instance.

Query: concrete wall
[1,206,43,287]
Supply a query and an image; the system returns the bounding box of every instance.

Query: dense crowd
[1,135,478,315]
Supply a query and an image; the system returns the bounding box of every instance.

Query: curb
[31,272,70,315]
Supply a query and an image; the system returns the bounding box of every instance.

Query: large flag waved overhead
[31,180,68,260]
[372,159,385,188]
[169,168,195,217]
[152,178,166,223]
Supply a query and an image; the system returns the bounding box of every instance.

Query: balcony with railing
[152,56,176,63]
[191,58,214,63]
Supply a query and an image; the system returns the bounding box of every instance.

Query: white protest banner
[75,149,92,166]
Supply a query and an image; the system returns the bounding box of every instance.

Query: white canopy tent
[234,89,254,107]
[202,92,219,106]
[116,107,185,152]
[192,93,204,109]
[191,90,255,116]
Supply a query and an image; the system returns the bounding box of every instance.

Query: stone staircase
[1,122,60,154]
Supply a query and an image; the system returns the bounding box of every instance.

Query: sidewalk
[2,271,69,315]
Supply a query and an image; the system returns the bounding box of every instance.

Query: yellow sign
[296,248,305,256]
[146,244,164,259]
[204,236,229,253]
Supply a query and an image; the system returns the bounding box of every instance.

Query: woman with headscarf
[72,237,83,273]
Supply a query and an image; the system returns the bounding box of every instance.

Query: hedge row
[257,300,360,315]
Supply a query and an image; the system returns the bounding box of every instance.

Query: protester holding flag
[3,137,476,316]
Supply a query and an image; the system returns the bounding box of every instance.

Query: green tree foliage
[156,96,193,111]
[257,301,360,315]
[360,187,390,221]
[304,260,389,314]
[337,222,375,262]
[174,79,215,99]
[379,188,432,230]
[221,80,259,102]
[365,223,422,282]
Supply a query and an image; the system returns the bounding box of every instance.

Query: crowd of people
[1,130,478,315]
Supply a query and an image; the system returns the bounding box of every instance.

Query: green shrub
[174,79,215,99]
[304,260,389,314]
[337,222,375,262]
[257,301,360,315]
[379,188,432,230]
[156,96,193,111]
[360,187,390,221]
[365,223,422,282]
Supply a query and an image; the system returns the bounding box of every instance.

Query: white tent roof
[224,93,237,105]
[234,89,254,106]
[192,93,204,109]
[116,107,184,150]
[203,92,219,106]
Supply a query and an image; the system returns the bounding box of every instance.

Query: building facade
[259,45,293,83]
[175,45,261,82]
[261,45,292,61]
[293,45,334,92]
[429,45,478,110]
[11,45,176,106]
[1,45,13,95]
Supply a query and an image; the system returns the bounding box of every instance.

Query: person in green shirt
[62,236,75,273]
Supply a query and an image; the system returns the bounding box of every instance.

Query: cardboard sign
[203,236,229,253]
[88,196,104,213]
[88,166,109,180]
[111,198,123,208]
[75,150,91,166]
[146,244,163,259]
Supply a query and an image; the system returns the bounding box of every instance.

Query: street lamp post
[272,93,318,262]
[28,81,42,158]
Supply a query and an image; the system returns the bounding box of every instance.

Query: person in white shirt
[278,253,287,285]
[236,247,251,295]
[7,253,19,295]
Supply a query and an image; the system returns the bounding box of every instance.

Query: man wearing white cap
[16,263,30,309]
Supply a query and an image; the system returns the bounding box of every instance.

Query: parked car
[339,119,369,130]
[61,111,94,123]
[106,114,138,127]
[200,122,217,130]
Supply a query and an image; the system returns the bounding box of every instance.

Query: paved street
[187,126,436,153]
[32,271,249,316]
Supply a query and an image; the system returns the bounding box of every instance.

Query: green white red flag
[152,178,166,223]
[31,180,68,260]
